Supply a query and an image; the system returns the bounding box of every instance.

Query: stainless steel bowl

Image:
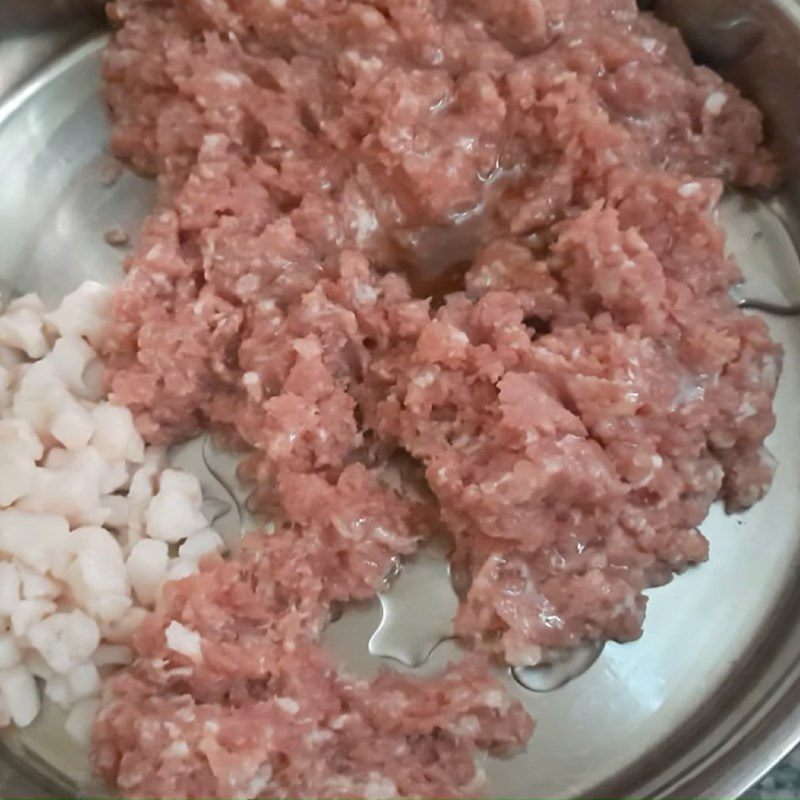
[1,1,800,797]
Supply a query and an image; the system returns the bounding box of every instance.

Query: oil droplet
[369,536,458,667]
[511,640,604,693]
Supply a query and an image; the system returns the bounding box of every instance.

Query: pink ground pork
[93,0,781,796]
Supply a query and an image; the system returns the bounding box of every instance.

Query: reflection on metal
[511,640,605,693]
[648,1,764,65]
[170,435,255,549]
[368,537,458,668]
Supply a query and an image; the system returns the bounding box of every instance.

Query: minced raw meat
[95,0,781,796]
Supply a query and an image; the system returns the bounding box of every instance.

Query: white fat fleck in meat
[449,714,480,737]
[351,207,379,246]
[481,689,509,710]
[165,621,203,662]
[363,773,398,799]
[306,729,334,745]
[165,740,190,759]
[354,281,379,305]
[274,696,300,715]
[412,367,437,388]
[235,274,260,296]
[329,713,350,730]
[214,70,246,88]
[704,91,728,115]
[241,764,274,799]
[678,182,701,197]
[738,398,757,419]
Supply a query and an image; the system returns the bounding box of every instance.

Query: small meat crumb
[104,226,129,247]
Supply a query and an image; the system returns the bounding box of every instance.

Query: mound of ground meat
[95,0,781,796]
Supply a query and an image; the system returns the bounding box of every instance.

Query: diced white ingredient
[0,635,21,669]
[100,495,130,530]
[0,305,48,359]
[0,418,43,460]
[90,403,144,463]
[0,364,10,407]
[0,287,235,732]
[11,359,69,435]
[24,652,54,680]
[68,525,123,558]
[81,358,105,402]
[126,458,161,541]
[165,621,203,661]
[44,675,72,708]
[67,662,100,700]
[0,511,71,577]
[46,447,125,495]
[0,446,36,507]
[49,397,94,450]
[12,599,56,637]
[0,343,25,368]
[0,666,39,726]
[18,566,60,600]
[17,467,105,527]
[100,460,130,496]
[44,281,112,347]
[126,539,169,606]
[8,294,46,315]
[145,469,207,543]
[178,530,225,562]
[47,336,97,398]
[65,527,131,623]
[65,698,100,745]
[27,610,100,674]
[0,562,20,616]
